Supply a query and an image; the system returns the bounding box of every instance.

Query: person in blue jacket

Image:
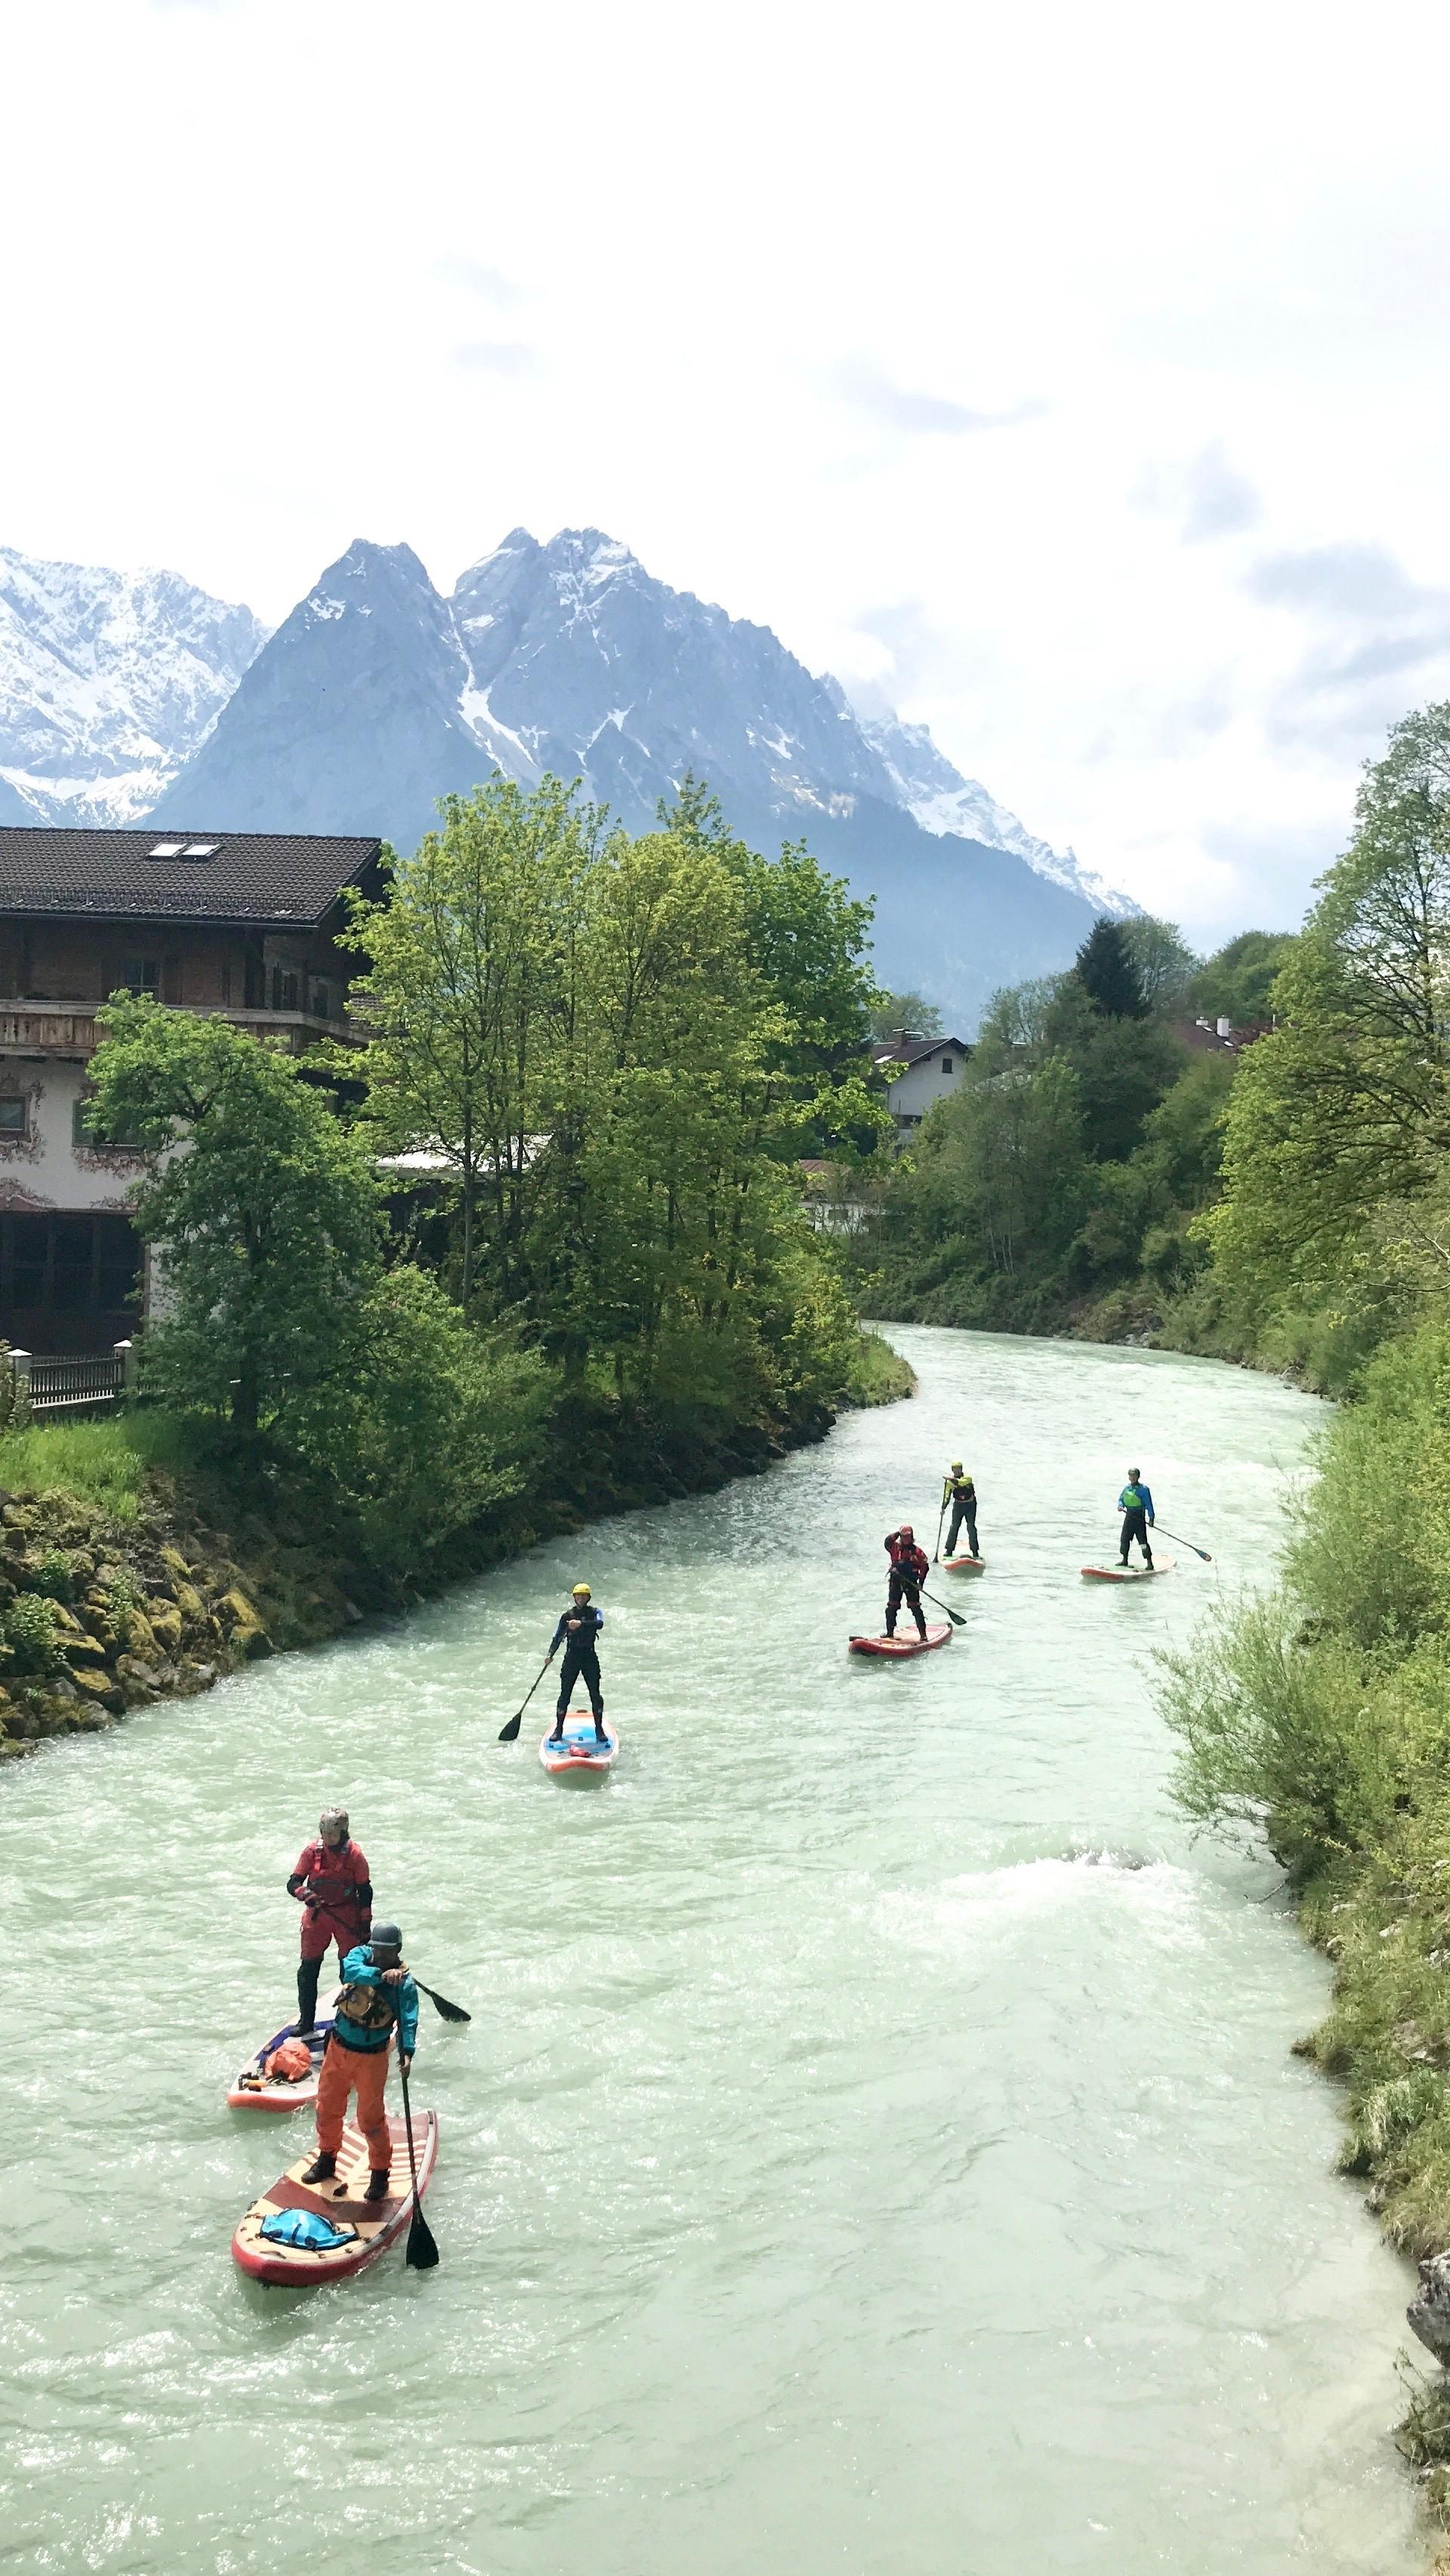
[1118,1468,1155,1569]
[303,1924,419,2202]
[548,1582,606,1744]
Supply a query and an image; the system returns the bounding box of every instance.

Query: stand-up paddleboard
[232,2109,438,2285]
[849,1622,952,1658]
[942,1555,986,1574]
[227,1993,343,2112]
[1081,1558,1174,1582]
[540,1709,619,1779]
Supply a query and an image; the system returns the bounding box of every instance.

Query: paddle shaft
[920,1585,967,1628]
[933,1496,946,1563]
[1149,1524,1213,1561]
[498,1653,554,1742]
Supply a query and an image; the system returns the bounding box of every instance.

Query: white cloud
[4,0,1450,941]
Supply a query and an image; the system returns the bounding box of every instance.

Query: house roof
[871,1035,969,1068]
[0,827,384,926]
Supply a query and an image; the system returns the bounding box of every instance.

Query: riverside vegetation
[0,778,909,1764]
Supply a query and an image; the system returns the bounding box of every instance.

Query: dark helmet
[369,1922,403,1954]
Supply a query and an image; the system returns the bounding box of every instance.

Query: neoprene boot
[295,1955,321,2035]
[548,1722,564,1742]
[364,2168,390,2202]
[302,2151,335,2183]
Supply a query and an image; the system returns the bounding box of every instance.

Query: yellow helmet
[571,1582,592,1600]
[951,1461,964,1472]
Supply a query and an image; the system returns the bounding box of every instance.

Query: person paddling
[1118,1468,1155,1570]
[303,1922,418,2204]
[884,1525,930,1640]
[288,1807,372,2035]
[942,1462,979,1559]
[547,1582,606,1746]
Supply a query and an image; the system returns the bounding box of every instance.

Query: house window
[73,1095,148,1153]
[0,1096,26,1135]
[123,957,160,996]
[940,1057,953,1074]
[271,967,300,1012]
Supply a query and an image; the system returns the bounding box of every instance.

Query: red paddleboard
[540,1709,619,1779]
[942,1555,985,1574]
[849,1622,952,1657]
[232,2109,438,2285]
[227,1992,344,2112]
[1081,1558,1174,1582]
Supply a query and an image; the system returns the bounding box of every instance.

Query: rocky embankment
[0,1485,353,1760]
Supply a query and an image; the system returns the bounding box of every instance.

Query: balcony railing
[0,1000,362,1057]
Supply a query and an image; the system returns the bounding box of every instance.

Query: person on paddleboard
[304,1922,418,2204]
[884,1525,930,1640]
[941,1462,979,1559]
[288,1807,372,2035]
[547,1582,606,1746]
[1118,1470,1155,1569]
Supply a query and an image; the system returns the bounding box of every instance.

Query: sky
[3,0,1449,939]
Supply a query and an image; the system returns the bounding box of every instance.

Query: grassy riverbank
[0,1327,912,1763]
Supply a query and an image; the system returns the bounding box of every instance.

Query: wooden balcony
[0,1000,365,1058]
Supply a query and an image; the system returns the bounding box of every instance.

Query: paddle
[497,1652,554,1743]
[920,1585,967,1628]
[396,2051,438,2271]
[933,1494,947,1564]
[306,1903,471,2024]
[1149,1524,1214,1562]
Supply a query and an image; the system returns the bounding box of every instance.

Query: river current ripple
[2,1327,1421,2574]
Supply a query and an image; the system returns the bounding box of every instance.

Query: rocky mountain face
[0,528,1130,1022]
[0,545,267,828]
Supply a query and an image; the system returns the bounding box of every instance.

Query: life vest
[335,1977,396,2037]
[1120,1487,1147,1512]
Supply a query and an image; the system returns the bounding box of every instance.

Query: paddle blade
[406,2205,439,2270]
[421,1983,470,2025]
[497,1711,523,1743]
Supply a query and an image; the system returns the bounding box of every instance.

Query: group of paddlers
[280,1583,609,2183]
[879,1462,1159,1634]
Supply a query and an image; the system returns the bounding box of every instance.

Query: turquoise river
[2,1327,1427,2573]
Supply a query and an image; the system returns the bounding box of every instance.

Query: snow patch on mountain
[0,544,267,826]
[855,704,1137,920]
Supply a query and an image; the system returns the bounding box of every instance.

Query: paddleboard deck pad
[232,2110,439,2284]
[942,1555,986,1574]
[540,1710,619,1777]
[1081,1558,1175,1582]
[228,1992,342,2112]
[849,1622,952,1657]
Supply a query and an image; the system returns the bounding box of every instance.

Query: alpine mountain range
[0,528,1134,1025]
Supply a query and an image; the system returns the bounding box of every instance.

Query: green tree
[342,776,599,1311]
[1122,915,1199,1015]
[86,998,384,1433]
[1208,702,1450,1318]
[1186,929,1297,1026]
[1072,917,1149,1018]
[868,989,944,1040]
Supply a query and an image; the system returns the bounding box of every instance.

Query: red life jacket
[294,1836,371,1922]
[886,1536,928,1582]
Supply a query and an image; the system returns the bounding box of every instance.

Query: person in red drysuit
[288,1806,372,2034]
[884,1524,930,1640]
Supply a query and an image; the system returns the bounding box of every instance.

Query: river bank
[0,1327,913,1763]
[2,1323,1416,2576]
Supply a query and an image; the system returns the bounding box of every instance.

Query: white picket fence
[10,1343,134,1414]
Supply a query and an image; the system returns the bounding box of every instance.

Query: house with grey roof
[0,827,384,1359]
[871,1031,972,1145]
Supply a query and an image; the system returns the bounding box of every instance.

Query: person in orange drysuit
[304,1924,419,2204]
[288,1806,372,2034]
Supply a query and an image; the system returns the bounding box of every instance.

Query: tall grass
[0,1410,207,1523]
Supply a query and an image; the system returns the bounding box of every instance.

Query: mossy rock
[146,1603,184,1653]
[69,1666,125,1713]
[59,1632,109,1666]
[115,1653,162,1705]
[174,1580,209,1629]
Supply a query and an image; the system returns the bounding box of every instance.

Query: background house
[871,1031,971,1145]
[0,827,384,1353]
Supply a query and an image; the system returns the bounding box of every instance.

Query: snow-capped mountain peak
[853,703,1137,920]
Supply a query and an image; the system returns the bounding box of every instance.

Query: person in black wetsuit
[547,1583,606,1745]
[942,1462,979,1558]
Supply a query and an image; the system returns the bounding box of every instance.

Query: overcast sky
[3,0,1448,938]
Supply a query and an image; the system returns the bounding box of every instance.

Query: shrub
[30,1549,74,1601]
[3,1591,63,1675]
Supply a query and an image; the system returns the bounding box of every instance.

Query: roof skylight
[147,840,221,861]
[148,841,185,858]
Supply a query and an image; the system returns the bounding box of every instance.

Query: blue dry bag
[258,2208,359,2251]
